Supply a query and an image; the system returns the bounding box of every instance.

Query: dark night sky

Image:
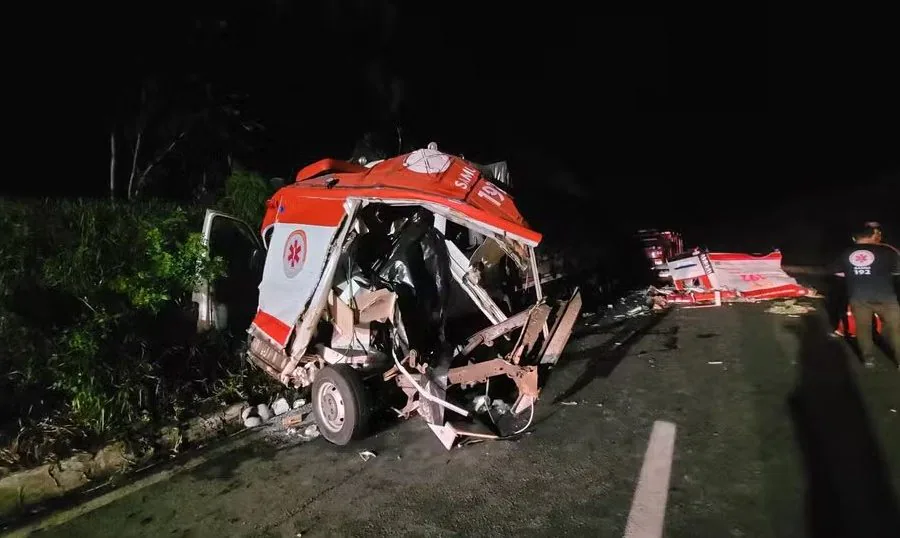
[27,3,900,241]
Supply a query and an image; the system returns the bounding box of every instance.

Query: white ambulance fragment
[663,250,815,304]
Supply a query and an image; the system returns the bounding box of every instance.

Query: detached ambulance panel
[707,252,810,299]
[667,250,812,301]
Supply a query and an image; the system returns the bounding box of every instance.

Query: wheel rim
[317,381,345,433]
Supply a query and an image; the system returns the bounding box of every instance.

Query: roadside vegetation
[0,169,279,470]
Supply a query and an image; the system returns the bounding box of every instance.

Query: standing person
[830,226,900,369]
[832,221,900,336]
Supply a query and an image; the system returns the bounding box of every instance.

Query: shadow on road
[787,314,900,538]
[551,311,669,404]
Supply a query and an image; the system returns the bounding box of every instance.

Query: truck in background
[636,229,684,279]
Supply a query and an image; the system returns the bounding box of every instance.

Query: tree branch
[126,129,143,200]
[127,85,149,200]
[109,130,116,200]
[132,131,187,198]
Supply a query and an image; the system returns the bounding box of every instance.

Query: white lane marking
[623,420,677,538]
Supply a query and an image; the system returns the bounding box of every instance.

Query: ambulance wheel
[312,365,370,445]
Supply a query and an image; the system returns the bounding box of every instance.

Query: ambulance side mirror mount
[250,248,265,273]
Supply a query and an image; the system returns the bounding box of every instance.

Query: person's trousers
[849,299,900,361]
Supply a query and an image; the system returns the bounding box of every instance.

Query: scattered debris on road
[259,405,320,448]
[281,413,305,429]
[580,287,668,331]
[765,299,816,316]
[358,450,377,462]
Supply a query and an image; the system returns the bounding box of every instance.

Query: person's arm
[884,243,900,274]
[826,257,845,277]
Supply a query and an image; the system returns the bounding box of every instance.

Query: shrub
[216,164,273,224]
[0,198,276,468]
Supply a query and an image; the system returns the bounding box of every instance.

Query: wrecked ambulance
[193,147,582,448]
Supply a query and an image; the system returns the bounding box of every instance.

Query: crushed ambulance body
[662,250,815,304]
[195,146,582,449]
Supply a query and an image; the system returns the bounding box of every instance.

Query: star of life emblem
[283,229,307,278]
[848,249,874,267]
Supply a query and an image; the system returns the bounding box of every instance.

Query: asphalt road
[27,301,900,537]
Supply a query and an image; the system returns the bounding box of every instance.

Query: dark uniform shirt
[830,243,900,301]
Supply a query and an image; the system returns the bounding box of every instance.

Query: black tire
[312,364,371,445]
